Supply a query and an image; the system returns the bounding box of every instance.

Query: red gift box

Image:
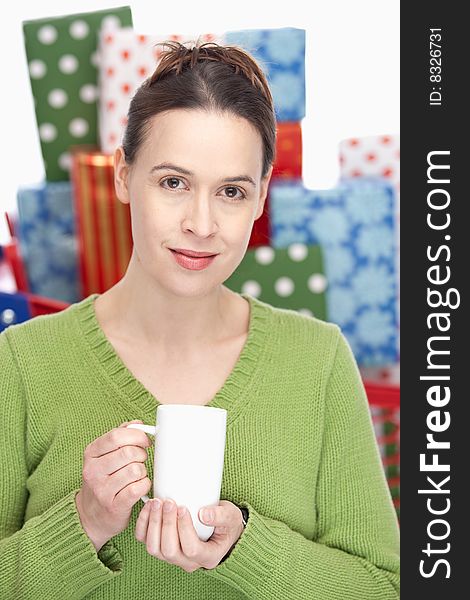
[364,381,400,521]
[273,122,302,178]
[71,150,133,298]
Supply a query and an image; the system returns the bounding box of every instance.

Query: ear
[254,163,274,221]
[114,146,131,205]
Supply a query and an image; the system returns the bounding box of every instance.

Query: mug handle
[126,423,160,503]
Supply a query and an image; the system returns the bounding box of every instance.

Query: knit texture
[0,291,400,599]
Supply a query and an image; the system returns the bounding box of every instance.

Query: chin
[162,277,221,299]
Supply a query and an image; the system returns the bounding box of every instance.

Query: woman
[0,41,400,599]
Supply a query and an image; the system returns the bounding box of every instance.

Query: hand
[135,498,245,572]
[75,420,152,552]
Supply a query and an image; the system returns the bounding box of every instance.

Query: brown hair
[122,38,277,178]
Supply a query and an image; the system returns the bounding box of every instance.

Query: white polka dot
[58,54,78,74]
[298,308,314,317]
[101,15,121,29]
[275,277,294,297]
[69,118,89,137]
[308,273,327,294]
[1,308,16,326]
[29,59,47,79]
[58,152,72,171]
[39,123,57,142]
[287,243,308,262]
[241,280,261,297]
[69,20,89,40]
[48,89,68,109]
[79,84,98,103]
[254,245,275,265]
[90,51,100,68]
[37,25,57,45]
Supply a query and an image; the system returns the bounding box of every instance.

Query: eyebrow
[149,162,257,187]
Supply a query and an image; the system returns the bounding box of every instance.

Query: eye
[222,186,246,201]
[161,177,186,190]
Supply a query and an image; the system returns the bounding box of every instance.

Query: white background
[0,0,399,245]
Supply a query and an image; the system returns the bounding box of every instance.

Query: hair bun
[149,38,274,109]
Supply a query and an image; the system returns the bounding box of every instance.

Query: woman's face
[114,108,273,297]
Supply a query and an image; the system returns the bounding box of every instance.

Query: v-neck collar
[73,290,272,425]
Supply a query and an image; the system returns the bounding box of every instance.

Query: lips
[169,248,217,271]
[170,248,218,258]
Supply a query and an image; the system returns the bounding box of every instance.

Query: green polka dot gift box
[224,243,328,321]
[22,6,133,182]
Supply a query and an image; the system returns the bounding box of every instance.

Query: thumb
[119,419,144,428]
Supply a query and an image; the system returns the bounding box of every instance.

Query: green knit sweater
[0,292,399,599]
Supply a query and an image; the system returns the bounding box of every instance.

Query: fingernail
[202,508,213,523]
[163,499,174,513]
[177,506,186,518]
[152,499,161,511]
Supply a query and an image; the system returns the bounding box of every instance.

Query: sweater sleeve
[0,330,123,600]
[202,329,400,599]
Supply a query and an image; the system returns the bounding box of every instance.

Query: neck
[96,251,238,354]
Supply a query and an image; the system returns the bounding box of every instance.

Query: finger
[199,501,233,528]
[177,505,205,560]
[146,499,163,557]
[89,424,152,458]
[113,475,151,510]
[135,499,152,542]
[160,499,182,561]
[97,445,148,477]
[107,461,148,499]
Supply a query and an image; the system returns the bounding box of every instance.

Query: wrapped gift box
[248,194,271,248]
[338,134,401,358]
[71,149,133,297]
[16,182,80,303]
[0,291,31,332]
[224,242,328,320]
[22,6,133,181]
[0,290,70,332]
[225,27,305,122]
[1,235,29,293]
[273,122,302,178]
[339,134,400,195]
[269,178,399,366]
[364,381,400,520]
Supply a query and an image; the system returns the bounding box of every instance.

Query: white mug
[127,404,227,541]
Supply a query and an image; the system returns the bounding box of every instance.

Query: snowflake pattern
[356,225,394,261]
[327,286,357,326]
[17,182,80,303]
[351,265,395,306]
[225,28,305,121]
[323,246,355,284]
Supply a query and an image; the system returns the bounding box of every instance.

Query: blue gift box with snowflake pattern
[225,27,305,122]
[16,182,80,303]
[269,177,399,366]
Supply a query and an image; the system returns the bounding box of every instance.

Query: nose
[181,193,219,237]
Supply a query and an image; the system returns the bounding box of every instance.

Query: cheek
[221,206,256,237]
[130,201,169,236]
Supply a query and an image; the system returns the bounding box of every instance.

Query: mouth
[168,248,218,271]
[169,248,218,258]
